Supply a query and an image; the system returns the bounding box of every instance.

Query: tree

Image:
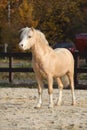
[33,0,85,45]
[18,0,38,27]
[0,0,87,52]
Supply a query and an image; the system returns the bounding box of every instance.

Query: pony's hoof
[48,104,54,108]
[72,102,76,106]
[55,101,61,106]
[55,103,61,106]
[34,103,42,109]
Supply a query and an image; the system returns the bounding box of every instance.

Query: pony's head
[19,27,49,50]
[19,27,36,50]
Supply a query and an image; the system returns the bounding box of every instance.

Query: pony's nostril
[20,44,23,47]
[19,43,23,48]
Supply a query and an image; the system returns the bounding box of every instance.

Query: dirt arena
[0,88,87,130]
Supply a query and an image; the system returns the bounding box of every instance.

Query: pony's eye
[28,35,31,38]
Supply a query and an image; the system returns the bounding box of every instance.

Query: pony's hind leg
[67,72,76,105]
[56,78,63,106]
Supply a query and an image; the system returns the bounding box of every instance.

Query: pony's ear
[31,27,34,31]
[19,28,25,33]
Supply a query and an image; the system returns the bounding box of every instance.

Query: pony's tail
[61,75,70,88]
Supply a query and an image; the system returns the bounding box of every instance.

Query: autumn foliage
[0,0,87,52]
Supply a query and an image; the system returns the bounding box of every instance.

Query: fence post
[9,56,13,82]
[74,50,79,86]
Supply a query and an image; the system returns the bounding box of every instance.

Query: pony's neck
[31,31,50,59]
[32,39,49,58]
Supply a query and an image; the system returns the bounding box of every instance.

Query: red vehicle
[75,33,87,62]
[75,33,87,53]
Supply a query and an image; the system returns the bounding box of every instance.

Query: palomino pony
[19,27,76,108]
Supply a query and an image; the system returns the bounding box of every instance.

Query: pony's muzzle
[19,43,23,48]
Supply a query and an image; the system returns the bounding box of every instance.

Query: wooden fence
[74,51,87,85]
[0,52,87,85]
[0,52,33,82]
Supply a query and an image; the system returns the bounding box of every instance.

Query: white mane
[20,27,31,40]
[20,27,49,45]
[36,30,49,45]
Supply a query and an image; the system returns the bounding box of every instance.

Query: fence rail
[0,52,87,85]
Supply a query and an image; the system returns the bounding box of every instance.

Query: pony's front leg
[35,74,43,108]
[48,75,54,108]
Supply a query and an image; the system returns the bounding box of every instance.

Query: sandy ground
[0,88,87,130]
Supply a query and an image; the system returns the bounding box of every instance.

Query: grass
[78,74,87,80]
[0,58,32,68]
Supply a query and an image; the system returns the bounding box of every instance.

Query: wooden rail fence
[0,52,87,85]
[74,51,87,85]
[0,52,33,82]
